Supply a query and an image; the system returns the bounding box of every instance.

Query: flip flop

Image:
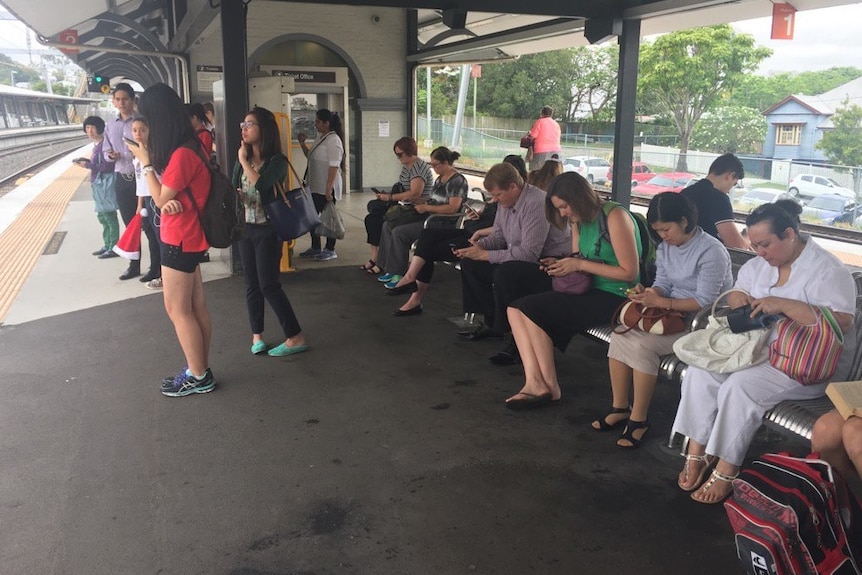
[505,392,555,411]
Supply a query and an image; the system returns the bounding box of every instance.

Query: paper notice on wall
[378,121,390,138]
[196,65,223,93]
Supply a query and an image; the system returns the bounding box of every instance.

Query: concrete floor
[0,166,806,574]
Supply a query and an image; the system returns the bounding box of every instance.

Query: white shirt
[306,131,344,200]
[736,236,857,379]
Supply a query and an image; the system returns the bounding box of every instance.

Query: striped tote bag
[769,306,844,385]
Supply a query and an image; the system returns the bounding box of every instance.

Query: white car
[788,174,854,202]
[561,156,610,184]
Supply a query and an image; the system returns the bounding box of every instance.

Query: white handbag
[672,289,772,374]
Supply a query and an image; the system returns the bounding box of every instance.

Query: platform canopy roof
[0,0,854,88]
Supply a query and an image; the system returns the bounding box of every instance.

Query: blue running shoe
[161,369,216,397]
[377,273,394,282]
[161,367,188,391]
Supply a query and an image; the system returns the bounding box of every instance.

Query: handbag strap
[711,288,751,317]
[285,157,313,202]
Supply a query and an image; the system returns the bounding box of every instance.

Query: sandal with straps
[691,468,739,504]
[678,454,716,492]
[360,259,377,272]
[617,419,649,449]
[591,406,631,432]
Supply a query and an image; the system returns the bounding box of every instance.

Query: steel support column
[610,18,641,207]
[220,0,249,275]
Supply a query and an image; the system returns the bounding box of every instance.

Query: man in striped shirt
[454,163,570,362]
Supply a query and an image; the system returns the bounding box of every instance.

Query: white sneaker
[298,247,322,258]
[146,278,163,289]
[314,249,338,261]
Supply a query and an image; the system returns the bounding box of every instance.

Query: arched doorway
[250,36,365,190]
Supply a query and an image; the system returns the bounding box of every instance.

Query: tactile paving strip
[0,166,86,323]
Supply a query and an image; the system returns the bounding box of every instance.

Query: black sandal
[368,263,383,275]
[617,419,649,449]
[591,407,631,431]
[360,259,377,272]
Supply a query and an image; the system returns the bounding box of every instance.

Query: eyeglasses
[395,151,405,158]
[239,121,257,130]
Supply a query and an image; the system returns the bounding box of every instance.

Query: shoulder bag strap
[285,156,312,201]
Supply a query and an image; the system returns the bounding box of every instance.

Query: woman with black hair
[297,108,345,261]
[377,146,468,292]
[595,193,732,449]
[673,200,856,503]
[127,83,215,397]
[232,107,308,358]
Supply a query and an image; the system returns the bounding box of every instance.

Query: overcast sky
[732,3,862,75]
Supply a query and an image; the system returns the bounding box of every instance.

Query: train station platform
[0,149,809,574]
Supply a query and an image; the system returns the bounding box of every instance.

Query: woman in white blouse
[297,109,345,262]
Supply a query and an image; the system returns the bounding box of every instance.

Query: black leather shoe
[119,266,141,281]
[92,247,108,256]
[98,250,119,259]
[386,281,417,296]
[393,305,422,317]
[140,271,158,283]
[457,325,503,341]
[489,342,521,365]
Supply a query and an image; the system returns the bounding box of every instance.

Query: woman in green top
[504,172,642,410]
[232,107,308,358]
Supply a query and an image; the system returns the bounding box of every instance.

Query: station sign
[58,29,78,55]
[272,70,337,84]
[771,3,796,40]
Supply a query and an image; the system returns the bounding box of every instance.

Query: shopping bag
[318,200,345,240]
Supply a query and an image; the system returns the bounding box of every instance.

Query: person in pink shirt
[527,106,562,171]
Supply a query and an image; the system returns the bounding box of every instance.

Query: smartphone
[123,136,139,148]
[465,205,480,217]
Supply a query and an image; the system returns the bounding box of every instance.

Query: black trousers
[310,193,337,251]
[413,228,466,284]
[141,197,161,277]
[459,259,552,332]
[238,223,302,338]
[365,198,394,246]
[115,174,137,226]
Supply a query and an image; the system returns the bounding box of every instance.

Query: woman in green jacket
[232,107,308,357]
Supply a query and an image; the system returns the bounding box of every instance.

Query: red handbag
[519,134,535,149]
[613,300,686,335]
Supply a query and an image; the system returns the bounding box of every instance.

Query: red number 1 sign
[771,3,796,40]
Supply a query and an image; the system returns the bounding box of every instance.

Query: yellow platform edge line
[0,167,88,323]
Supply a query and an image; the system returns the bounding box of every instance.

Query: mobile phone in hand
[123,136,139,148]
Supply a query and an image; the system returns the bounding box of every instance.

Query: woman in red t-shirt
[129,83,215,398]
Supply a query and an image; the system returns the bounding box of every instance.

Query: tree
[476,51,572,119]
[563,45,618,122]
[817,102,862,195]
[638,25,771,171]
[690,105,767,154]
[726,67,862,112]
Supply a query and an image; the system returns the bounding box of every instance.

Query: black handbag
[263,159,320,241]
[520,134,535,149]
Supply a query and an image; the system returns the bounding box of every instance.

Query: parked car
[788,174,854,202]
[733,188,797,213]
[632,172,697,196]
[606,162,653,187]
[561,156,610,184]
[801,194,858,226]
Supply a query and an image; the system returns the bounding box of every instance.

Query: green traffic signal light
[94,75,102,83]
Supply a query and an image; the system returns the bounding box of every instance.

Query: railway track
[0,137,88,195]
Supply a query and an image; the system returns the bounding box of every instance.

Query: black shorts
[161,243,206,273]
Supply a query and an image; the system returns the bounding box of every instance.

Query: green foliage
[817,102,862,193]
[727,67,862,112]
[474,47,618,122]
[638,24,771,170]
[691,105,767,154]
